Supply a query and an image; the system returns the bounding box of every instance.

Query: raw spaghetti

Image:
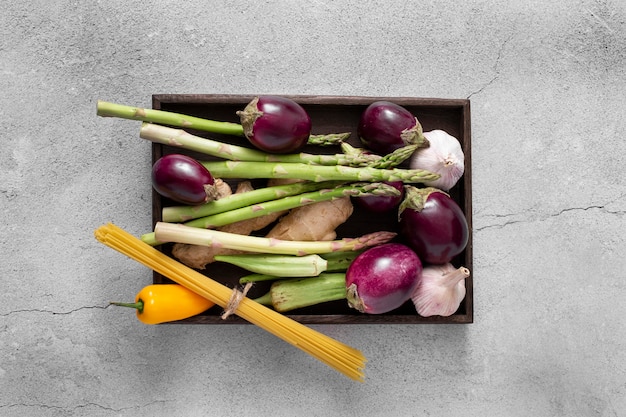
[95,223,367,382]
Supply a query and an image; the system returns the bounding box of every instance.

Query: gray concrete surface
[2,1,625,416]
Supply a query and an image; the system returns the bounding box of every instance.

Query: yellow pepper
[110,284,215,324]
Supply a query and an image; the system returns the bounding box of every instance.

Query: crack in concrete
[0,304,110,317]
[73,399,174,412]
[475,219,526,231]
[0,399,173,413]
[467,34,513,99]
[476,204,624,231]
[551,204,606,217]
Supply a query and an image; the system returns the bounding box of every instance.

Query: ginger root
[265,197,354,241]
[171,181,287,269]
[213,178,232,198]
[263,178,355,241]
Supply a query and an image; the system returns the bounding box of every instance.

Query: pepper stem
[110,300,144,313]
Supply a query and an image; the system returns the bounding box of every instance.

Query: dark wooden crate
[150,94,473,324]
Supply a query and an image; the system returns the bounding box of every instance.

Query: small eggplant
[398,186,468,264]
[237,96,312,154]
[354,180,405,213]
[345,243,422,314]
[357,101,427,155]
[151,153,218,205]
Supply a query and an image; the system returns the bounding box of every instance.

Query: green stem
[97,101,244,136]
[252,291,273,306]
[200,161,441,183]
[110,300,144,313]
[153,222,396,255]
[162,180,343,223]
[140,123,378,166]
[321,251,361,271]
[253,273,347,313]
[239,274,281,284]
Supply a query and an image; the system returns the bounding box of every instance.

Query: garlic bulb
[409,129,464,191]
[411,263,470,317]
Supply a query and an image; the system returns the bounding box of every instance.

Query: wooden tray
[150,94,473,324]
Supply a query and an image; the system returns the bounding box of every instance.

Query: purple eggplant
[354,180,405,213]
[151,154,218,205]
[345,243,422,314]
[237,96,312,154]
[398,186,468,264]
[357,101,427,155]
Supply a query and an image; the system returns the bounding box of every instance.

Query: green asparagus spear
[152,222,396,255]
[162,180,343,223]
[139,123,377,167]
[97,100,244,135]
[200,161,440,183]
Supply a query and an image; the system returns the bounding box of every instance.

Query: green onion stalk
[215,251,361,277]
[139,123,375,167]
[152,222,396,256]
[96,100,350,146]
[200,161,441,183]
[141,182,400,245]
[253,273,348,313]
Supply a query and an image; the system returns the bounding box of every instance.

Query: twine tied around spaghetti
[221,282,253,320]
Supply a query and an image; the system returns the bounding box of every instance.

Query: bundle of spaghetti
[94,223,366,382]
